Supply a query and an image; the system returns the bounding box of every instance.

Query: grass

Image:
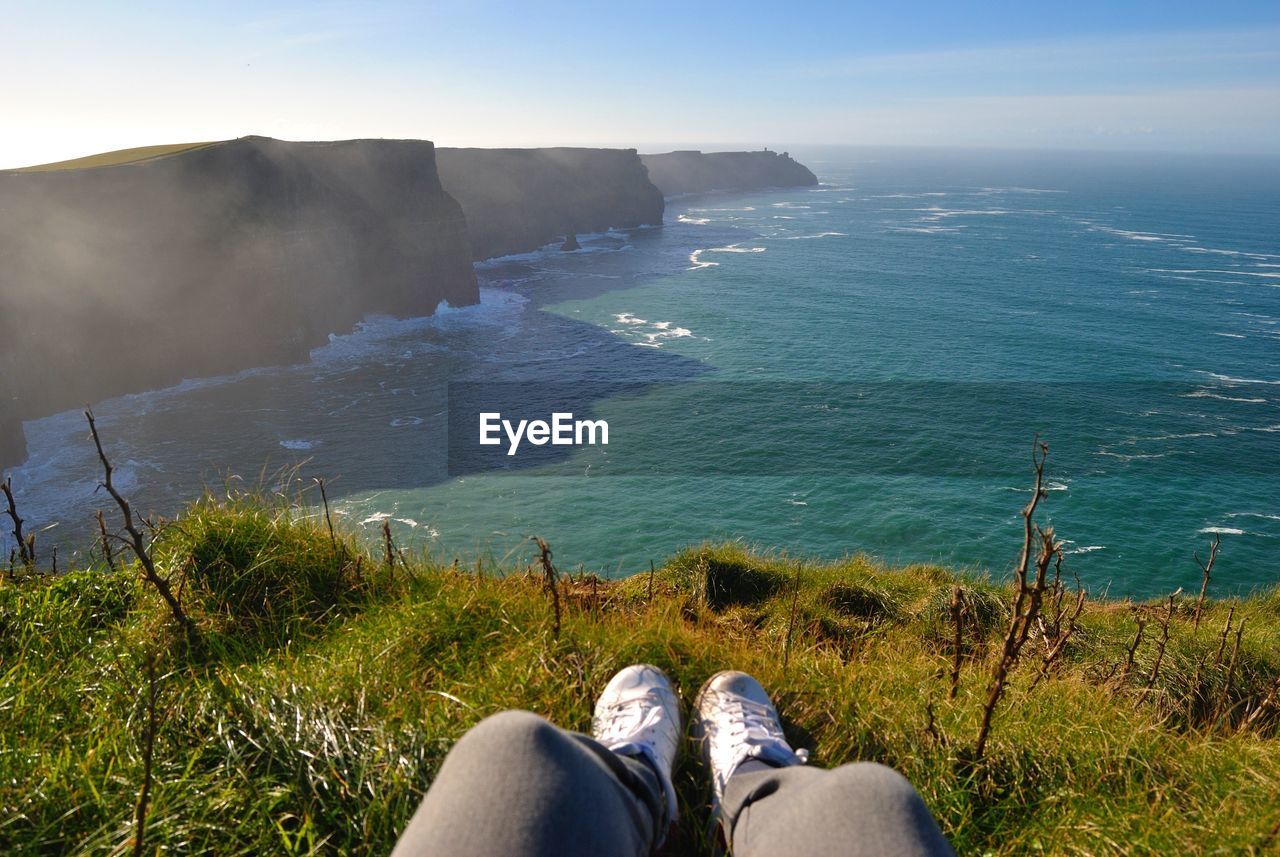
[10,142,221,173]
[2,494,1278,855]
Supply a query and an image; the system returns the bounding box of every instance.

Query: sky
[2,0,1279,168]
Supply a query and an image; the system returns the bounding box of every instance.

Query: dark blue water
[7,147,1279,597]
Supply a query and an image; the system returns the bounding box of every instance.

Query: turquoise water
[8,147,1280,597]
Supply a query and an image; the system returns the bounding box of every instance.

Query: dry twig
[86,410,199,648]
[973,439,1062,762]
[532,537,562,639]
[1193,534,1221,629]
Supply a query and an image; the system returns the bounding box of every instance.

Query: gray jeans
[391,710,954,856]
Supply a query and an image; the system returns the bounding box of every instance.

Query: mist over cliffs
[0,136,478,470]
[436,148,664,260]
[0,139,819,472]
[640,150,818,197]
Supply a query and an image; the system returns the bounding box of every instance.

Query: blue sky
[2,0,1279,167]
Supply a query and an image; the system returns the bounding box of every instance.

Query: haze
[2,0,1279,169]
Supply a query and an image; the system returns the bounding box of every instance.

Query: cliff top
[12,141,219,172]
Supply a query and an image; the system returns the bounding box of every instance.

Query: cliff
[0,136,478,471]
[436,147,664,260]
[639,149,818,197]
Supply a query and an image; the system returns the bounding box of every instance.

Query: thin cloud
[788,27,1280,83]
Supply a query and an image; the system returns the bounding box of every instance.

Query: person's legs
[694,671,954,857]
[392,665,682,857]
[391,710,662,857]
[722,760,954,857]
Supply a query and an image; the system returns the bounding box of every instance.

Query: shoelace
[595,692,669,744]
[706,692,809,766]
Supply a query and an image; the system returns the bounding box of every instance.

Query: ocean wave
[1199,526,1246,535]
[779,231,848,240]
[910,207,1011,219]
[975,186,1066,195]
[677,214,711,225]
[1182,390,1267,403]
[1182,246,1280,260]
[1200,372,1280,385]
[1079,222,1195,243]
[613,314,693,348]
[689,244,767,270]
[1146,268,1280,281]
[1095,450,1166,461]
[279,439,318,450]
[885,225,965,234]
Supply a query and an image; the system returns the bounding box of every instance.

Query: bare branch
[532,536,562,639]
[86,410,199,649]
[1193,534,1221,629]
[1,477,34,568]
[973,439,1062,762]
[96,509,117,572]
[1120,608,1148,681]
[1144,589,1181,691]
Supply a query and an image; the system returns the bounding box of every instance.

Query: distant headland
[0,139,819,471]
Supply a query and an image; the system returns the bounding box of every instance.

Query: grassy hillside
[2,493,1278,855]
[11,141,219,172]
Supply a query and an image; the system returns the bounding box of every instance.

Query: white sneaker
[592,664,682,830]
[693,671,808,822]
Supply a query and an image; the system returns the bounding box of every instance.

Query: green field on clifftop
[2,493,1278,855]
[12,141,218,172]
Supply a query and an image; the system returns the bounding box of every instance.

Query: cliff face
[436,148,664,260]
[640,150,818,197]
[0,136,477,471]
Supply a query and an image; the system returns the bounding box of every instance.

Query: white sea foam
[1182,390,1267,403]
[1226,512,1280,522]
[975,186,1066,195]
[1080,222,1196,243]
[279,439,317,450]
[1095,451,1166,461]
[689,244,767,270]
[1201,372,1280,385]
[1199,526,1246,535]
[1213,332,1246,339]
[389,417,424,427]
[886,225,964,234]
[612,314,693,348]
[1147,268,1280,280]
[779,231,848,240]
[677,214,711,225]
[1182,246,1280,260]
[1064,545,1106,555]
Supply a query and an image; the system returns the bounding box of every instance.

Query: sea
[5,146,1279,599]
